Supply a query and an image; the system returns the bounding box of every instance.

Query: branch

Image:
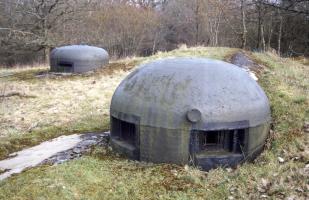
[0,92,36,98]
[260,2,309,15]
[48,0,61,13]
[0,28,39,37]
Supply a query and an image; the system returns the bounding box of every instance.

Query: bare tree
[277,9,283,55]
[0,0,85,63]
[240,0,247,49]
[0,0,308,66]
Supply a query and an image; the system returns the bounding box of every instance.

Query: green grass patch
[0,68,48,82]
[292,96,307,104]
[0,157,206,200]
[145,46,238,62]
[253,52,308,149]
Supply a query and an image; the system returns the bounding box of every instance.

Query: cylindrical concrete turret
[110,57,271,170]
[50,45,109,73]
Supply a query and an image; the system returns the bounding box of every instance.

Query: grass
[0,47,308,199]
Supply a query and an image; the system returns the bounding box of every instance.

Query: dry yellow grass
[1,68,129,136]
[0,57,146,135]
[0,59,141,159]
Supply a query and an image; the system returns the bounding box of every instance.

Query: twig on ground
[0,73,14,78]
[27,122,39,132]
[0,92,36,98]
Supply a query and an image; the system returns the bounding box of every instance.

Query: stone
[260,194,269,199]
[303,122,309,133]
[73,148,81,154]
[278,157,285,163]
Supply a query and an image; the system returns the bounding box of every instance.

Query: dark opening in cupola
[192,129,247,154]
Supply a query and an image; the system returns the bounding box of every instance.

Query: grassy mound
[0,47,308,199]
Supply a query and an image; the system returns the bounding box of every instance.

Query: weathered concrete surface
[111,57,271,130]
[0,135,81,180]
[0,132,109,181]
[110,57,271,169]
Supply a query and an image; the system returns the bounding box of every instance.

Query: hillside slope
[0,47,308,199]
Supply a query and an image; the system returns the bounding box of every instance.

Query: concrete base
[195,152,244,170]
[110,138,139,160]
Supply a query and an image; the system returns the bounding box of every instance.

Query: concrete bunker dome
[50,45,109,73]
[110,57,271,170]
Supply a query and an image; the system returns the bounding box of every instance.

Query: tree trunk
[43,16,49,63]
[261,24,266,51]
[152,32,158,54]
[241,0,247,49]
[278,13,283,55]
[256,1,262,50]
[214,15,221,47]
[267,14,273,51]
[195,0,200,46]
[44,47,50,64]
